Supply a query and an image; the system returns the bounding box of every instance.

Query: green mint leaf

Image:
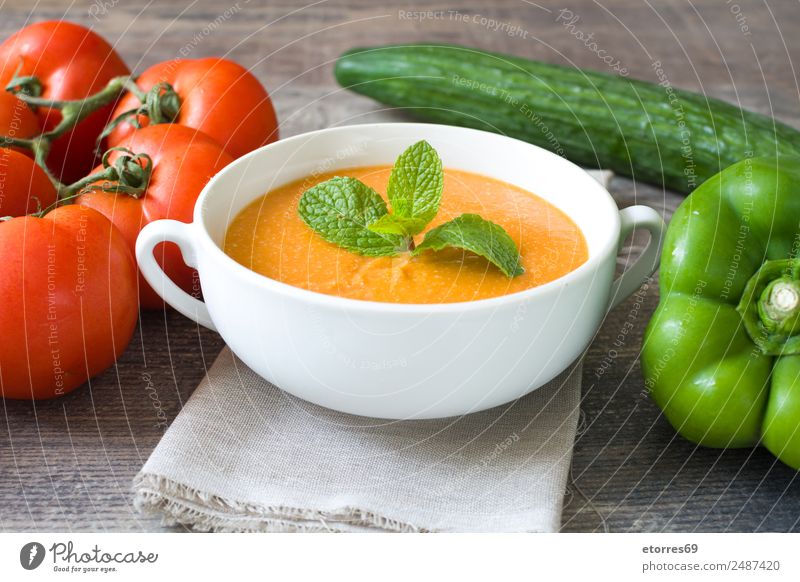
[387,140,443,229]
[412,214,525,277]
[298,176,405,257]
[368,214,428,238]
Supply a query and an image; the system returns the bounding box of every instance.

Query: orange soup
[224,166,588,304]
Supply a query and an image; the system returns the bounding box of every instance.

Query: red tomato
[0,147,57,216]
[0,205,139,399]
[78,124,234,309]
[0,21,130,183]
[0,91,41,155]
[107,58,278,159]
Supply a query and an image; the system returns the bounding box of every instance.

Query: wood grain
[1,0,798,532]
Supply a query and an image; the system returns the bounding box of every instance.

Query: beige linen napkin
[133,170,613,533]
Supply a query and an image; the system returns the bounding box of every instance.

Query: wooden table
[1,0,798,533]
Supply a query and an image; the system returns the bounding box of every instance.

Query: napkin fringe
[133,472,424,532]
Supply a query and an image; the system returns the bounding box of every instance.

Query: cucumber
[334,44,800,194]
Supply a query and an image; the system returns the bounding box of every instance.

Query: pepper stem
[759,278,800,335]
[738,259,800,355]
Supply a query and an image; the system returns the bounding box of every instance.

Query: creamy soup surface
[224,166,588,304]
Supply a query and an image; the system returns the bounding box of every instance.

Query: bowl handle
[607,205,665,310]
[136,220,217,331]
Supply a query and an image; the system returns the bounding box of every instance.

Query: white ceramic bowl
[136,123,664,419]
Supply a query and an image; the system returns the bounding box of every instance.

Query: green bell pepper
[642,156,800,470]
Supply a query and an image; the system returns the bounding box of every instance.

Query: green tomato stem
[25,147,154,219]
[25,76,139,142]
[0,135,35,149]
[4,65,43,98]
[1,75,156,205]
[59,147,153,200]
[94,82,182,149]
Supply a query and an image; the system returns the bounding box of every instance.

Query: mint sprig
[297,176,405,256]
[367,214,429,238]
[385,139,443,229]
[413,214,525,277]
[297,141,524,277]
